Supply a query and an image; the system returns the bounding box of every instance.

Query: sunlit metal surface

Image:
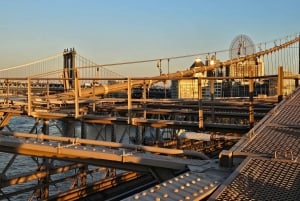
[209,157,300,201]
[232,87,300,158]
[122,170,227,201]
[213,87,300,200]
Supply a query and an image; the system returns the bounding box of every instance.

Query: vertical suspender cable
[270,52,273,75]
[298,33,300,74]
[296,33,300,88]
[293,41,296,72]
[283,43,287,72]
[279,40,282,68]
[278,47,280,70]
[287,40,290,73]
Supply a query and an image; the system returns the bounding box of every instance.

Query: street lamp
[156,60,162,75]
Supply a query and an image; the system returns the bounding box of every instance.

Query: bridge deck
[208,87,300,200]
[0,34,299,200]
[232,87,300,158]
[123,87,300,200]
[0,88,298,200]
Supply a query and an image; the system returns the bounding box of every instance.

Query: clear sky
[0,0,299,77]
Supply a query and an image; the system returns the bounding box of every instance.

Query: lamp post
[157,60,162,76]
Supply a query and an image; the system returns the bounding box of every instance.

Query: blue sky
[0,0,299,76]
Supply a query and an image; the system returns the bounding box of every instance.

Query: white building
[229,58,264,79]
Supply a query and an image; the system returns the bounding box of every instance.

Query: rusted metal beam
[0,163,91,188]
[0,169,140,201]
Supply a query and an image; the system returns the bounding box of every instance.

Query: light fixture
[195,58,201,63]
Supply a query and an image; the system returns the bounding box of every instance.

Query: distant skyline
[0,0,299,77]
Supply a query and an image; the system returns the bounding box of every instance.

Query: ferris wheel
[229,34,256,59]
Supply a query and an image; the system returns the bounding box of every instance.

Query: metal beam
[0,132,210,171]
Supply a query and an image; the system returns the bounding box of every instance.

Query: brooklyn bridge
[0,34,299,200]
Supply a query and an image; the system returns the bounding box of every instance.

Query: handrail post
[142,80,147,119]
[277,66,283,102]
[5,79,9,104]
[127,78,132,124]
[210,78,215,121]
[249,68,254,128]
[74,68,79,118]
[198,77,203,129]
[46,79,50,109]
[92,79,96,112]
[27,78,32,116]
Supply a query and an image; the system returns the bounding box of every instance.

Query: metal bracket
[274,150,296,162]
